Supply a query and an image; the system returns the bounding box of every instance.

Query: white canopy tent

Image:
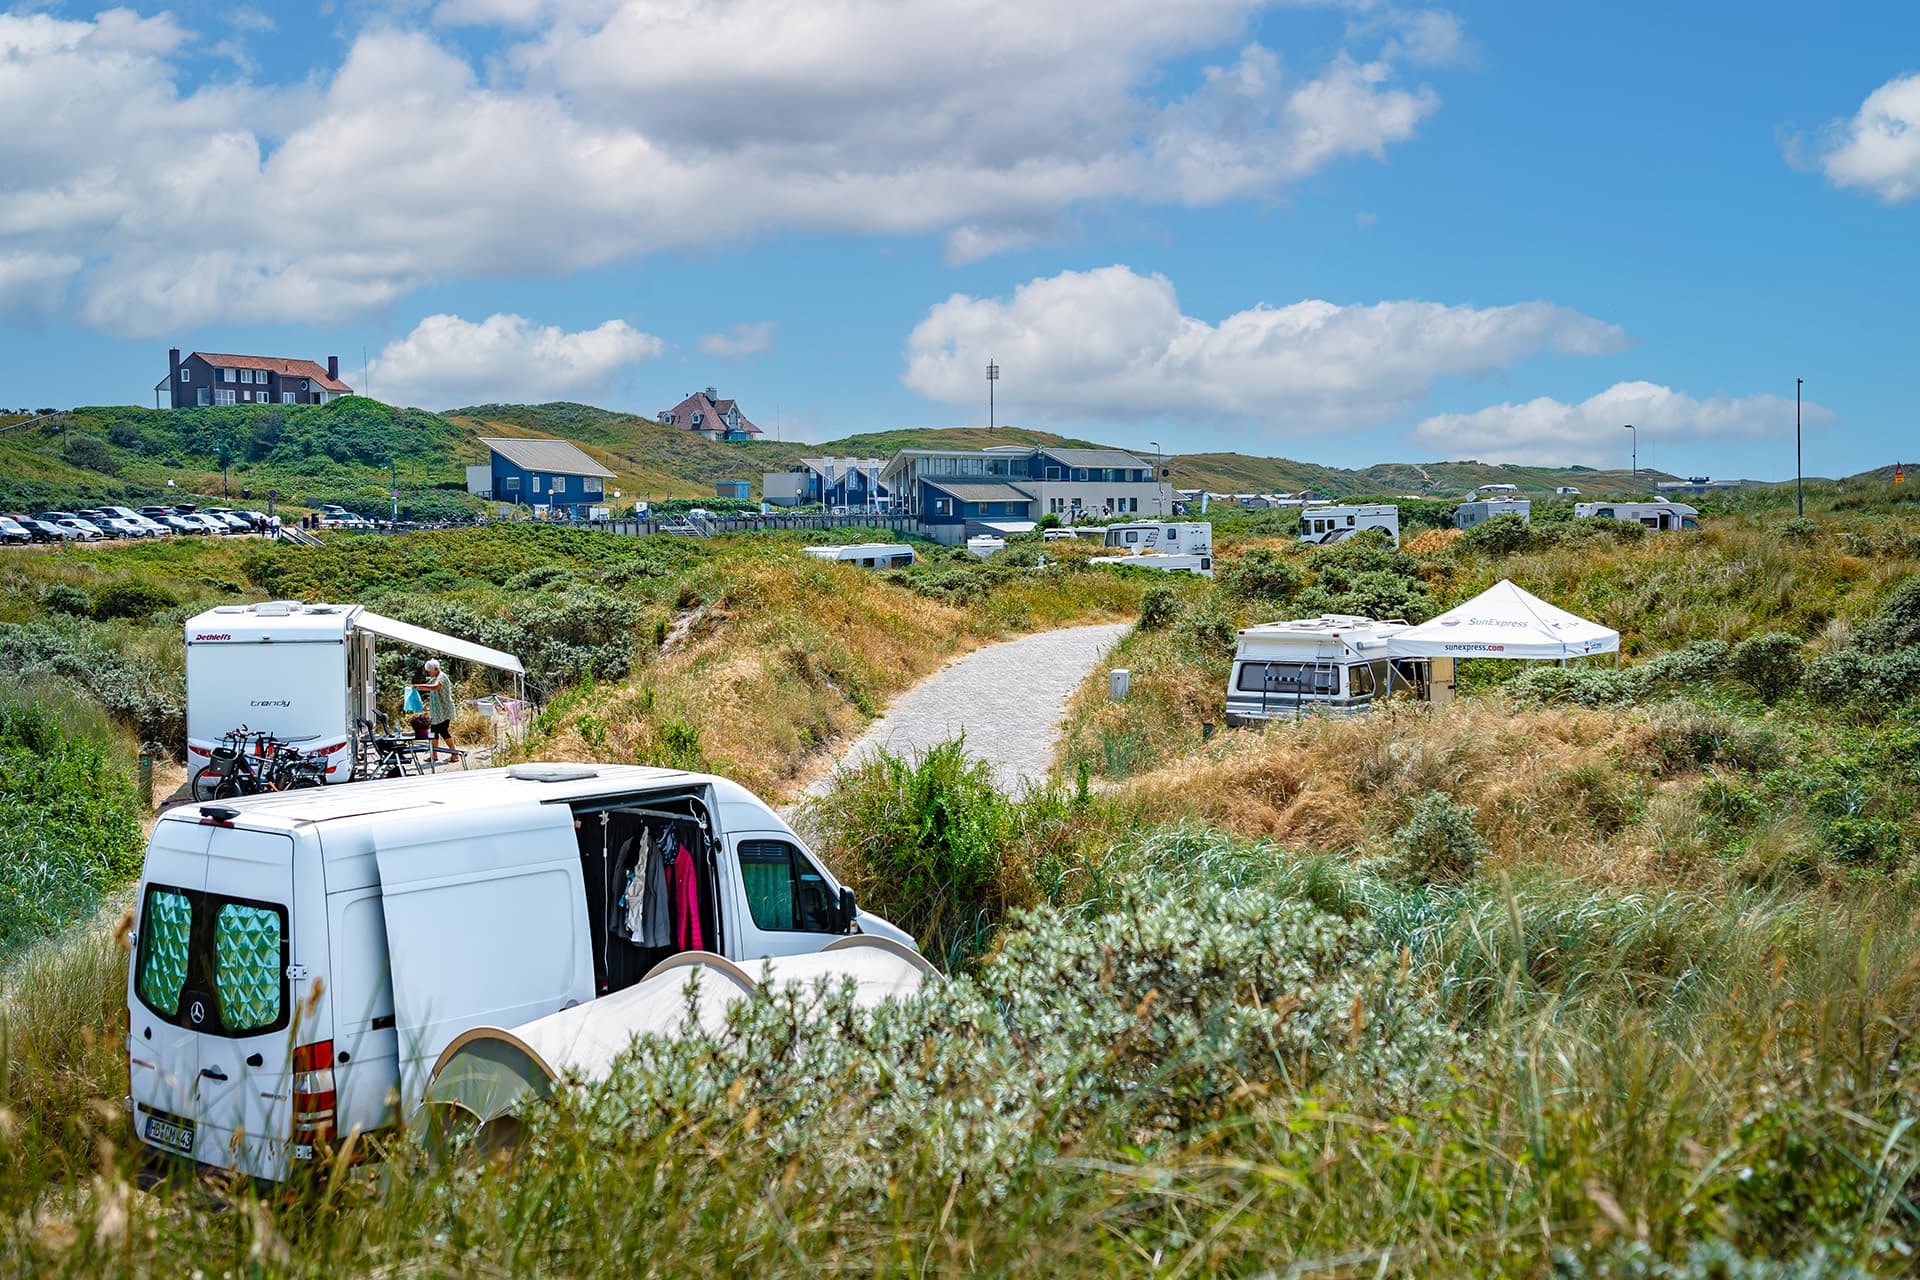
[1387,579,1618,663]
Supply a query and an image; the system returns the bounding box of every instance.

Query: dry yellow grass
[1113,699,1751,886]
[538,555,1142,798]
[1403,526,1460,555]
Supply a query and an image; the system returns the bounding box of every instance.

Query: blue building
[714,480,752,500]
[481,436,616,518]
[762,456,890,509]
[878,444,1163,542]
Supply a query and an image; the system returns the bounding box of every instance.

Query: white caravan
[965,534,1005,559]
[126,763,917,1182]
[1299,504,1400,548]
[1090,521,1215,576]
[802,543,916,568]
[1573,501,1699,531]
[1453,498,1532,529]
[1225,614,1433,724]
[183,601,523,787]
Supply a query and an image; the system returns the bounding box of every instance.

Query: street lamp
[986,359,999,433]
[1623,424,1637,488]
[1795,377,1804,518]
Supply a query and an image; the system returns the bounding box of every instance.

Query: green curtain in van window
[214,904,282,1031]
[738,850,795,931]
[138,890,193,1016]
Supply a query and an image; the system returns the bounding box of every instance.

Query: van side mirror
[839,887,858,934]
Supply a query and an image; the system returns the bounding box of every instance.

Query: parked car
[101,505,172,536]
[181,513,232,535]
[0,516,30,546]
[202,508,255,533]
[98,515,157,538]
[126,763,915,1182]
[52,518,105,540]
[11,515,74,541]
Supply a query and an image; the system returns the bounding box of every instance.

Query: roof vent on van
[212,605,246,614]
[506,764,600,783]
[254,602,297,617]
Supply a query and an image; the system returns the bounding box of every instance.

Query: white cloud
[0,4,1464,333]
[1815,73,1920,203]
[902,265,1625,429]
[0,251,81,315]
[366,313,663,407]
[1412,381,1838,466]
[697,321,778,360]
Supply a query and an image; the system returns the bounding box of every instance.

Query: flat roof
[923,480,1034,503]
[163,764,701,826]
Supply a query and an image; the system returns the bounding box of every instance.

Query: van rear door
[128,821,297,1179]
[128,820,210,1162]
[372,803,593,1118]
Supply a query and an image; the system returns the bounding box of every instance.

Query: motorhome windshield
[134,883,290,1037]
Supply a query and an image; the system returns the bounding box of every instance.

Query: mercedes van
[127,763,912,1182]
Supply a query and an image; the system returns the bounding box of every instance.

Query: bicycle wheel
[212,773,249,800]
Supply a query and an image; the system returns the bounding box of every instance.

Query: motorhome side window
[1236,662,1339,695]
[736,839,838,932]
[134,884,290,1036]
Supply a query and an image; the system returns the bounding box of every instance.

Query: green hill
[0,398,1832,518]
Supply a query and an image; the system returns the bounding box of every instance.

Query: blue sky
[1,1,1915,479]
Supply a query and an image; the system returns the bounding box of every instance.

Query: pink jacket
[671,842,703,951]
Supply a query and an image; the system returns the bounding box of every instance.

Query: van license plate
[143,1112,195,1155]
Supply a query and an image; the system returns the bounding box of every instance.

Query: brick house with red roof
[158,348,354,409]
[658,386,762,441]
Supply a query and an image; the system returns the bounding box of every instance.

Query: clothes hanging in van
[616,829,650,941]
[671,840,703,951]
[641,830,673,949]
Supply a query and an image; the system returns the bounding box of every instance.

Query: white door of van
[128,820,210,1162]
[373,804,594,1117]
[127,822,297,1180]
[723,831,850,960]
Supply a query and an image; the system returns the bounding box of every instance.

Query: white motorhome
[1089,521,1214,576]
[1573,501,1699,531]
[183,602,523,787]
[965,534,1005,559]
[126,764,915,1182]
[1299,504,1400,547]
[1225,615,1433,724]
[1453,498,1532,529]
[802,543,916,568]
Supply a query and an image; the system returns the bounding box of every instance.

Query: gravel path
[803,622,1130,796]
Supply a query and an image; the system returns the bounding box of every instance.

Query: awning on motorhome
[1386,579,1618,661]
[355,610,525,675]
[416,937,933,1141]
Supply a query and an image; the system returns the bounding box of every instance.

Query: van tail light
[291,1040,336,1151]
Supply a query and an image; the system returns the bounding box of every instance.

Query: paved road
[804,622,1130,795]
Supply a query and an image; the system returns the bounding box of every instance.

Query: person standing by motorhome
[412,659,458,761]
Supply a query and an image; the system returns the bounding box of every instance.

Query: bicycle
[196,727,329,798]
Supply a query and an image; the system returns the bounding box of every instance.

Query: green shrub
[1218,546,1303,604]
[1729,631,1805,702]
[1137,583,1180,630]
[1173,606,1237,662]
[1392,790,1486,884]
[0,621,183,745]
[504,564,575,594]
[39,584,93,617]
[60,434,117,475]
[0,684,144,955]
[1458,512,1535,555]
[90,580,178,622]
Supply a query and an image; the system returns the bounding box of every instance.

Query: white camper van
[1090,521,1214,576]
[183,602,523,787]
[1573,501,1699,531]
[1299,504,1400,547]
[126,764,915,1182]
[1225,615,1429,724]
[802,543,916,568]
[1453,499,1531,529]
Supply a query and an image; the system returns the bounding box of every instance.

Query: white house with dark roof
[481,436,616,517]
[659,387,762,441]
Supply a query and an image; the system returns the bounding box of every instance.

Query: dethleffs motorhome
[1225,614,1436,724]
[183,601,523,786]
[1089,521,1214,576]
[1299,504,1400,547]
[126,764,915,1182]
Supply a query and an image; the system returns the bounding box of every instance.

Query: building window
[214,389,236,405]
[531,476,544,493]
[503,476,521,492]
[196,387,211,406]
[221,368,235,382]
[1130,498,1139,512]
[933,497,950,516]
[281,393,295,404]
[691,412,703,425]
[583,477,604,495]
[179,368,190,382]
[662,412,674,424]
[1046,466,1061,481]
